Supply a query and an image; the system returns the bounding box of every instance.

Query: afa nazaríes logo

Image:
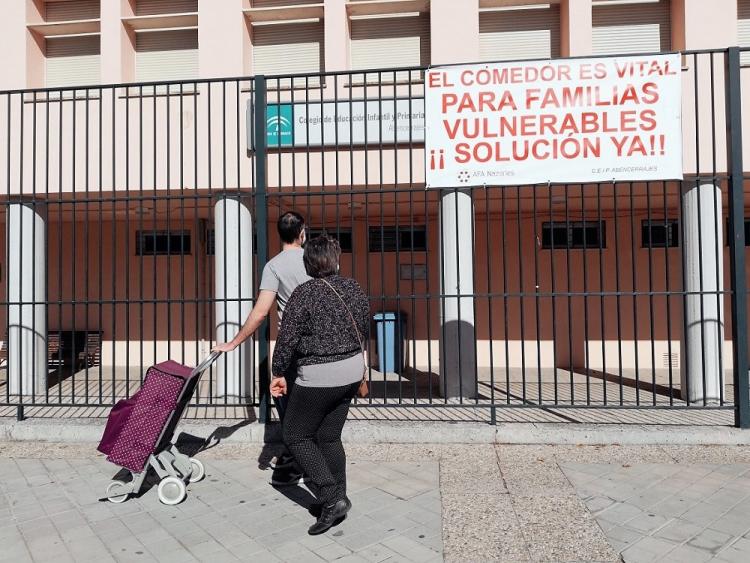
[266,104,294,147]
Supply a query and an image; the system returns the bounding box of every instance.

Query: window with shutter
[592,0,671,55]
[253,0,321,6]
[135,0,198,16]
[135,29,199,90]
[350,13,429,81]
[479,4,561,62]
[45,0,100,22]
[739,0,750,65]
[251,21,324,87]
[45,35,101,91]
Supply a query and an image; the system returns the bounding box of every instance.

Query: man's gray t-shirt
[259,247,310,322]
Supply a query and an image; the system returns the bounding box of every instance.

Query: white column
[214,197,253,399]
[439,190,477,399]
[681,182,724,403]
[7,203,47,396]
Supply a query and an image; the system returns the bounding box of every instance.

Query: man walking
[214,211,310,485]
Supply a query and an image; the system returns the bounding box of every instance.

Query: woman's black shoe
[308,499,350,535]
[270,467,310,486]
[309,496,351,518]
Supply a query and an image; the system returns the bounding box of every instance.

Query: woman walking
[270,235,370,535]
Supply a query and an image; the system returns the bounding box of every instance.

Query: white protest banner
[425,54,683,187]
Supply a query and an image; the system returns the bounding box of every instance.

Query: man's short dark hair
[303,235,341,278]
[277,211,305,244]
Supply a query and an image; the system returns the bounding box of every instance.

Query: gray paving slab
[564,462,750,563]
[0,455,442,563]
[9,440,750,562]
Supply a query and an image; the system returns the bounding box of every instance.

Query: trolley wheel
[106,480,130,504]
[189,458,205,483]
[157,476,186,506]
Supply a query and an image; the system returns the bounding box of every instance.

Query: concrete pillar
[439,190,477,399]
[199,0,249,78]
[672,0,737,50]
[0,0,43,90]
[324,0,349,72]
[431,0,478,395]
[430,0,479,64]
[7,203,47,396]
[100,0,135,83]
[681,182,724,403]
[214,197,253,399]
[561,0,592,57]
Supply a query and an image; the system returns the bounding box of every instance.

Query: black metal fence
[1,48,749,426]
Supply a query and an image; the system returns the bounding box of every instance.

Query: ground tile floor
[1,439,750,562]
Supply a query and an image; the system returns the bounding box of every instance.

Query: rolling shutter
[253,0,321,7]
[740,0,750,65]
[45,35,100,88]
[350,14,430,71]
[45,0,100,22]
[252,22,324,76]
[479,5,561,62]
[135,0,197,16]
[135,29,199,83]
[592,0,671,55]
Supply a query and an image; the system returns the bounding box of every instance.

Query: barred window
[369,226,427,252]
[136,231,191,255]
[541,222,606,249]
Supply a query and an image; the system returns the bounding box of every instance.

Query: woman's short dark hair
[277,211,305,244]
[303,235,341,278]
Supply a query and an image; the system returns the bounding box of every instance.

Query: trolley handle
[191,351,222,377]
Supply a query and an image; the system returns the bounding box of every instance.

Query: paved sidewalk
[2,437,750,562]
[565,462,750,562]
[0,453,442,562]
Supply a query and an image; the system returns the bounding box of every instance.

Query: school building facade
[1,0,750,422]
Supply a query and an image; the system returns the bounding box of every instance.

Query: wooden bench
[78,331,102,369]
[0,330,99,369]
[1,332,60,365]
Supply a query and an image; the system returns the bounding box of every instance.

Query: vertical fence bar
[709,53,725,406]
[548,185,559,405]
[726,47,749,428]
[533,184,542,404]
[5,94,11,411]
[44,92,50,407]
[138,85,144,387]
[613,181,625,405]
[253,76,270,423]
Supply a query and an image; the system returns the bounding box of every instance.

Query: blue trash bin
[373,312,406,374]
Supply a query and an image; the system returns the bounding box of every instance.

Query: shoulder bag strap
[320,278,365,354]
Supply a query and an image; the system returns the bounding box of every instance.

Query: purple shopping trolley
[98,352,220,505]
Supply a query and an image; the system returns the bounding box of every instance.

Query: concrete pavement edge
[1,417,750,445]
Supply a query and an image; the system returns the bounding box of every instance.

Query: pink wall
[0,2,747,197]
[1,0,744,90]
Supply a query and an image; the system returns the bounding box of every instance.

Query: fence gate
[0,49,748,426]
